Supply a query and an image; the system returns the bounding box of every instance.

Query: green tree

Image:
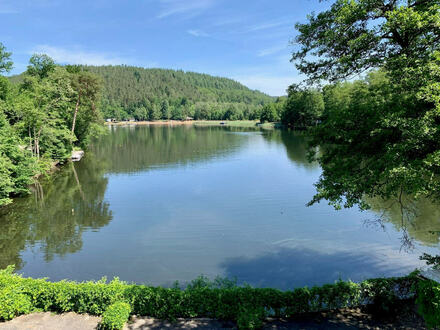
[148,103,161,121]
[281,86,324,128]
[293,0,440,209]
[27,54,56,80]
[0,110,36,206]
[69,70,101,142]
[260,104,279,123]
[160,100,170,120]
[0,43,13,74]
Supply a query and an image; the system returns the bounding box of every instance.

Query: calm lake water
[1,125,440,290]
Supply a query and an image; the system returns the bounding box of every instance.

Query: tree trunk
[29,127,33,157]
[33,127,37,159]
[71,92,81,135]
[35,128,41,159]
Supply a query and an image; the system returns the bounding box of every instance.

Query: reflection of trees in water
[91,126,248,173]
[366,196,440,250]
[262,130,319,169]
[0,153,112,269]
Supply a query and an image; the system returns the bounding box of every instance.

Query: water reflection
[368,197,440,248]
[93,126,248,174]
[0,153,112,269]
[0,126,438,287]
[221,246,419,290]
[262,130,318,170]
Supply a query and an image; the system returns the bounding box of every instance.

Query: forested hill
[83,66,273,120]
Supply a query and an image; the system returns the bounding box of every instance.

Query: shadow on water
[0,152,113,270]
[220,246,418,290]
[262,128,440,251]
[261,129,319,170]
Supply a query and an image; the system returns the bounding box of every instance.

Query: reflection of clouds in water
[221,245,423,290]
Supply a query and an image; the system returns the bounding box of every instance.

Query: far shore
[105,120,279,129]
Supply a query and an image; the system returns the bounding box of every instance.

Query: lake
[1,125,439,290]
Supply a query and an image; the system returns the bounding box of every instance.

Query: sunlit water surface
[1,125,440,290]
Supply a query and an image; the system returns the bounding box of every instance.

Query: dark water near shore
[1,125,440,290]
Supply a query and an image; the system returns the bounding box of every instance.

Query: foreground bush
[0,287,33,321]
[0,266,424,329]
[416,279,440,328]
[101,302,131,329]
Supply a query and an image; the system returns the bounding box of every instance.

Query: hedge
[0,266,432,329]
[101,302,131,330]
[416,279,440,328]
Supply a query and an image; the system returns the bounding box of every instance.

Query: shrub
[101,301,131,330]
[0,288,33,321]
[0,266,424,329]
[416,279,440,328]
[237,305,266,329]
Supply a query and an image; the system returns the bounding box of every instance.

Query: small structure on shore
[71,150,84,162]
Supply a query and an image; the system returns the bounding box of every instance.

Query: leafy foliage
[420,253,440,270]
[416,279,440,328]
[0,266,421,329]
[290,0,440,209]
[78,66,273,121]
[101,302,131,330]
[0,44,104,206]
[260,98,285,123]
[281,86,324,128]
[0,43,13,74]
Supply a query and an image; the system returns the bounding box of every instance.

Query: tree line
[0,44,103,206]
[80,65,273,121]
[281,0,440,214]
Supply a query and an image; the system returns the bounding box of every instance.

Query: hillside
[10,66,273,121]
[86,66,273,121]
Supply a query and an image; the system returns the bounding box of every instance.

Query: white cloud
[257,44,288,57]
[187,29,209,37]
[235,75,301,96]
[157,0,216,19]
[31,45,139,66]
[244,19,292,33]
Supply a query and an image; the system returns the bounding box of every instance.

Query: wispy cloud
[257,44,288,57]
[157,0,216,19]
[244,19,292,33]
[187,29,209,37]
[31,45,142,66]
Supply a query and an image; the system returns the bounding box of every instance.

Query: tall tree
[0,43,13,74]
[69,70,101,138]
[27,54,56,80]
[292,0,440,209]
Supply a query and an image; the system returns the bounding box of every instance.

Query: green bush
[101,302,131,330]
[0,266,423,329]
[0,288,33,321]
[416,279,440,328]
[237,305,266,329]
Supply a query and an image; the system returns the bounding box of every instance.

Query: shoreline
[105,120,280,129]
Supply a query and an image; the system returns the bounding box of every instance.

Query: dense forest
[0,46,104,206]
[277,0,440,214]
[0,47,277,206]
[11,66,274,121]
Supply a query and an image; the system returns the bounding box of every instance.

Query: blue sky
[0,0,329,96]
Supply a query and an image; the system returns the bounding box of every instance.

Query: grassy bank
[105,120,280,129]
[2,266,437,329]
